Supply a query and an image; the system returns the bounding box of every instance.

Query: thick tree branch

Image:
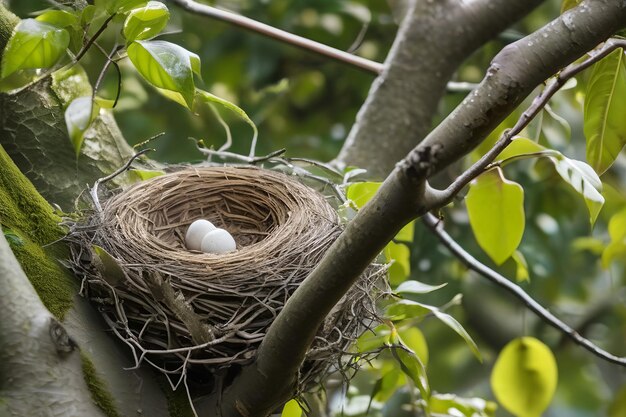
[219,2,626,416]
[422,213,626,366]
[409,0,626,177]
[335,0,546,178]
[435,38,626,206]
[0,230,107,416]
[167,0,383,74]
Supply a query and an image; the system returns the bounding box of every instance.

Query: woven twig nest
[71,166,383,388]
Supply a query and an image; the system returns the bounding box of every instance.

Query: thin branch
[75,12,117,62]
[422,213,626,367]
[432,38,626,206]
[167,0,383,74]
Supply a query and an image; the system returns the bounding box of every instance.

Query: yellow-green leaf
[384,241,410,286]
[123,1,170,41]
[129,169,165,181]
[1,19,69,79]
[127,40,198,108]
[347,181,414,283]
[602,208,626,268]
[346,181,381,208]
[584,49,626,175]
[280,400,302,417]
[491,337,557,417]
[466,168,525,265]
[512,250,529,282]
[561,0,581,13]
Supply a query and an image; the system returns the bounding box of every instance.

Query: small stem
[485,150,562,170]
[433,39,626,206]
[75,12,117,62]
[422,213,626,367]
[167,0,383,74]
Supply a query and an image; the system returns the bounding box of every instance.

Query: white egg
[200,228,237,254]
[185,219,216,251]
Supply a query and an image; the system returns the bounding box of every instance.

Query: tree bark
[335,0,546,178]
[0,229,107,417]
[220,1,626,415]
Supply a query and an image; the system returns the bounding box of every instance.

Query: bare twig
[92,44,124,108]
[434,39,626,206]
[422,212,626,367]
[166,0,383,74]
[75,12,117,62]
[90,149,153,212]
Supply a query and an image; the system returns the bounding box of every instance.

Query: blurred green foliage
[6,0,626,416]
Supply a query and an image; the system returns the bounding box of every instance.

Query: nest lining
[71,166,383,387]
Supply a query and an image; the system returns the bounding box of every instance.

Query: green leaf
[65,96,99,155]
[107,0,149,13]
[81,5,98,25]
[346,181,381,208]
[123,1,170,41]
[35,10,79,28]
[129,169,165,181]
[561,0,581,13]
[390,345,430,400]
[430,394,497,417]
[280,400,302,417]
[127,40,198,108]
[549,155,604,225]
[384,241,411,286]
[491,337,558,417]
[466,168,525,265]
[387,299,481,361]
[431,309,482,362]
[395,280,447,295]
[602,208,626,268]
[398,327,429,367]
[1,19,70,79]
[496,137,546,162]
[373,370,405,402]
[512,250,529,282]
[584,49,626,174]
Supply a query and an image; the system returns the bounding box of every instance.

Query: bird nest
[69,165,384,389]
